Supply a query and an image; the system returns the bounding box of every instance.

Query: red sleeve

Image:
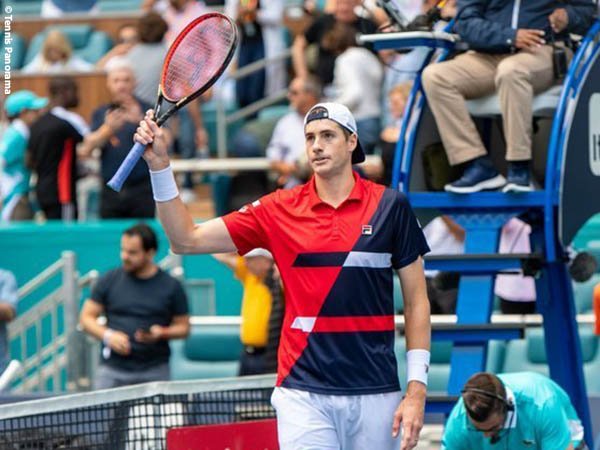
[222,195,273,255]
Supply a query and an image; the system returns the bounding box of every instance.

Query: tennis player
[442,371,586,449]
[134,102,431,450]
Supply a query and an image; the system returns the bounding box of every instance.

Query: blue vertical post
[531,227,593,446]
[446,213,506,394]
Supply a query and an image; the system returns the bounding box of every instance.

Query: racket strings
[163,18,236,101]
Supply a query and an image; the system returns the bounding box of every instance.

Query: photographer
[422,0,595,194]
[80,62,170,218]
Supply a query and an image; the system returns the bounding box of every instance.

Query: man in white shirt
[266,77,321,189]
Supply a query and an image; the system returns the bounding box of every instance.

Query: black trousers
[238,346,267,376]
[100,181,155,219]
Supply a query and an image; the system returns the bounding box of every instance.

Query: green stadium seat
[24,25,113,66]
[573,273,600,313]
[97,0,143,11]
[200,100,243,156]
[170,324,242,380]
[501,327,600,393]
[9,0,42,16]
[258,104,290,121]
[393,276,404,313]
[2,32,26,70]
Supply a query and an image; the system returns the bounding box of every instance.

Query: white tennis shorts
[271,387,402,450]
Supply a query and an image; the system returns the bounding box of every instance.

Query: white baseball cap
[304,102,366,164]
[244,248,273,259]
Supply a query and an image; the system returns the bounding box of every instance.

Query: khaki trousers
[421,46,556,165]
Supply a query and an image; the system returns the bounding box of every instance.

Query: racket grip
[107,142,147,192]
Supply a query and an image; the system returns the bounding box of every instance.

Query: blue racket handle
[107,142,147,192]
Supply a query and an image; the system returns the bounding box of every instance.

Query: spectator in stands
[379,0,455,126]
[377,82,412,185]
[1,91,48,222]
[422,215,463,314]
[495,217,536,314]
[292,0,378,89]
[41,0,99,17]
[124,13,168,106]
[163,0,209,45]
[226,0,287,110]
[0,269,18,374]
[96,23,139,70]
[322,22,383,154]
[22,30,93,74]
[264,264,284,373]
[212,249,276,375]
[29,77,90,221]
[422,215,537,314]
[442,371,585,449]
[79,223,190,389]
[422,0,596,194]
[80,62,158,219]
[163,0,210,202]
[267,76,321,189]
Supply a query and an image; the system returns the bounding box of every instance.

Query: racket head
[160,12,238,104]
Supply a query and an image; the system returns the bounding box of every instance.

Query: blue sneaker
[503,161,534,193]
[444,157,506,194]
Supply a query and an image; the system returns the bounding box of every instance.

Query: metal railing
[7,251,185,394]
[7,252,96,393]
[215,49,292,157]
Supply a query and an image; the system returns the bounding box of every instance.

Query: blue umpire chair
[361,16,600,447]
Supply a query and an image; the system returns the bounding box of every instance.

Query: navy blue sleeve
[391,192,430,270]
[170,278,189,316]
[90,271,112,307]
[455,0,516,52]
[91,106,106,133]
[564,1,596,36]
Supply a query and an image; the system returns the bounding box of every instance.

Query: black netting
[0,387,275,449]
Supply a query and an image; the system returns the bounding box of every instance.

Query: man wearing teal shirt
[442,371,585,449]
[1,90,48,221]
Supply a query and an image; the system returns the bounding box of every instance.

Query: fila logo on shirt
[361,224,373,235]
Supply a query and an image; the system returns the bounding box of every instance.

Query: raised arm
[134,110,237,255]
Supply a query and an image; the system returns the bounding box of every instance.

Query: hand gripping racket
[107,12,238,191]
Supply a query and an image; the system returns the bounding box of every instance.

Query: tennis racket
[107,12,238,191]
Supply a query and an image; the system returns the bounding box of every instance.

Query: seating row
[169,324,600,394]
[5,24,112,70]
[392,272,600,314]
[10,0,144,16]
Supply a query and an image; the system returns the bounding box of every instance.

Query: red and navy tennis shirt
[223,173,430,395]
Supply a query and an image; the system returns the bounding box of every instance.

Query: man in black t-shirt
[292,0,378,86]
[79,63,156,219]
[28,77,89,221]
[79,223,190,389]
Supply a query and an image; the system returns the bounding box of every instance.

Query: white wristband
[149,166,179,202]
[406,349,430,386]
[103,328,114,346]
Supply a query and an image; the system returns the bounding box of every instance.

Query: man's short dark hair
[123,223,158,252]
[138,12,168,44]
[462,372,507,422]
[48,76,77,98]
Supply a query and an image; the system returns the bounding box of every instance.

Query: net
[162,14,237,102]
[0,375,276,449]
